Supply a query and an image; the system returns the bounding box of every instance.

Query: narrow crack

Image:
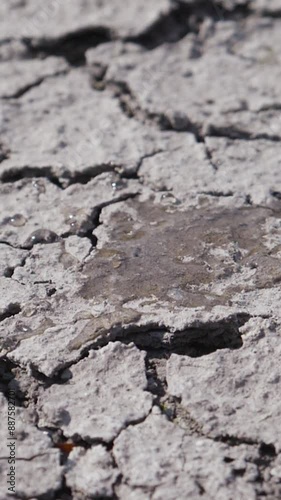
[62,191,139,248]
[144,349,280,498]
[0,162,133,189]
[94,77,281,147]
[121,150,166,180]
[205,125,281,142]
[98,78,204,140]
[199,190,234,197]
[1,69,68,100]
[203,140,219,171]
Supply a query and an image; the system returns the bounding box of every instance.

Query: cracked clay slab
[87,17,281,139]
[3,196,281,377]
[167,317,281,451]
[0,70,186,184]
[113,411,258,500]
[0,393,62,499]
[37,342,153,442]
[0,56,68,99]
[0,174,139,247]
[65,445,119,498]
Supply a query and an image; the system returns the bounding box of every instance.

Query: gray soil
[1,1,281,499]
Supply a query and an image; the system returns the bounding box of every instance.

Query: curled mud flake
[7,214,27,227]
[23,229,60,249]
[68,309,141,351]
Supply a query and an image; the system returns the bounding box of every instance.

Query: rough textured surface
[167,318,281,450]
[0,70,181,184]
[65,445,119,498]
[114,411,258,499]
[87,17,281,139]
[1,1,281,499]
[38,342,153,442]
[0,56,68,99]
[0,394,62,499]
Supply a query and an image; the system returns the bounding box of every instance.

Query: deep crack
[23,26,113,66]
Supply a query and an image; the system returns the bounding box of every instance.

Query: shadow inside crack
[118,313,249,359]
[23,26,112,66]
[126,0,252,50]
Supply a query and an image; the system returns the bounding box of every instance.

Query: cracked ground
[1,0,281,499]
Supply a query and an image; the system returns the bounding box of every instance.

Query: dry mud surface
[1,1,281,499]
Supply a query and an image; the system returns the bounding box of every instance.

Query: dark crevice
[145,356,205,435]
[121,150,166,180]
[54,478,73,500]
[61,206,100,244]
[0,303,21,322]
[61,164,119,186]
[3,267,15,278]
[125,2,198,49]
[106,80,173,130]
[102,79,204,140]
[215,434,258,447]
[259,443,277,459]
[119,313,250,358]
[62,192,139,247]
[261,8,281,19]
[245,194,253,205]
[205,125,281,142]
[0,163,120,189]
[220,438,278,495]
[0,358,29,404]
[0,166,64,188]
[94,76,280,148]
[3,253,29,278]
[271,191,281,201]
[0,240,20,250]
[91,74,281,144]
[23,27,113,66]
[23,312,250,383]
[39,425,91,465]
[126,0,252,50]
[203,141,218,170]
[27,312,247,382]
[199,190,234,198]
